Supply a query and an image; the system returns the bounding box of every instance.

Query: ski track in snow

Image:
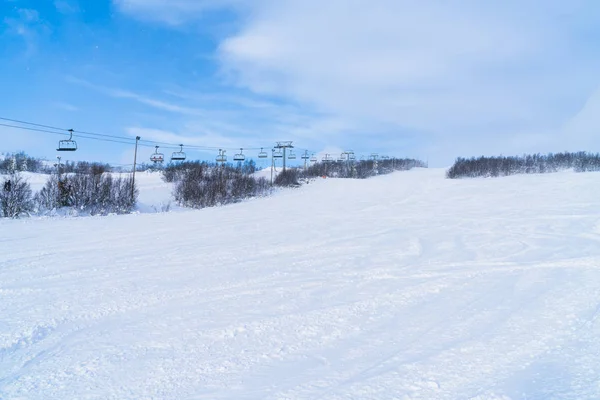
[1,168,600,399]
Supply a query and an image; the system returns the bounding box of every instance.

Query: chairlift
[233,148,245,162]
[216,149,227,163]
[288,151,296,160]
[322,154,333,163]
[310,154,317,163]
[150,146,165,163]
[348,153,356,161]
[273,149,283,158]
[301,152,310,160]
[337,152,347,162]
[57,129,77,152]
[171,144,186,161]
[258,148,268,159]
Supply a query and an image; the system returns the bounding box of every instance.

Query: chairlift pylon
[171,144,186,161]
[150,146,165,163]
[57,129,77,152]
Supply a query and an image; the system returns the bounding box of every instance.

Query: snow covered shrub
[274,169,300,187]
[34,175,61,210]
[34,173,138,215]
[171,162,271,209]
[0,173,33,218]
[162,161,208,183]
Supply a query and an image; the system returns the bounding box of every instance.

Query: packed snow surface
[1,168,600,399]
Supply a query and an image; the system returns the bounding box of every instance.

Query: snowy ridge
[1,168,600,399]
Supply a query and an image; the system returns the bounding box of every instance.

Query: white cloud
[219,2,584,127]
[113,1,600,164]
[3,8,49,55]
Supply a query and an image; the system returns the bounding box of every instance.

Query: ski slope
[1,168,600,399]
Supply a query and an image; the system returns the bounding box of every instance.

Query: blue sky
[1,0,600,167]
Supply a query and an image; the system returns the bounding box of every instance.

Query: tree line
[0,152,428,217]
[302,158,426,180]
[446,152,600,179]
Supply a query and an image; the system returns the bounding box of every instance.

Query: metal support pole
[271,149,274,185]
[274,141,293,172]
[131,136,140,201]
[304,150,308,171]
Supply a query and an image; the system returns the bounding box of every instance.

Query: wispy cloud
[66,76,207,116]
[112,0,243,25]
[67,76,336,151]
[53,102,79,112]
[54,0,80,14]
[3,8,50,55]
[125,126,239,149]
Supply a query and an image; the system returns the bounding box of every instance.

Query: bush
[35,172,138,215]
[1,173,33,218]
[169,162,271,209]
[274,169,300,187]
[162,161,208,183]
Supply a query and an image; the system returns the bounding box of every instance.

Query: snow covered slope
[1,169,600,399]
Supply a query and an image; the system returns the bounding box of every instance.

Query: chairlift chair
[258,148,268,159]
[273,149,283,158]
[216,149,227,163]
[171,144,186,161]
[337,152,347,162]
[288,151,296,160]
[348,153,356,161]
[233,148,245,162]
[310,154,318,163]
[150,146,165,163]
[57,129,77,152]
